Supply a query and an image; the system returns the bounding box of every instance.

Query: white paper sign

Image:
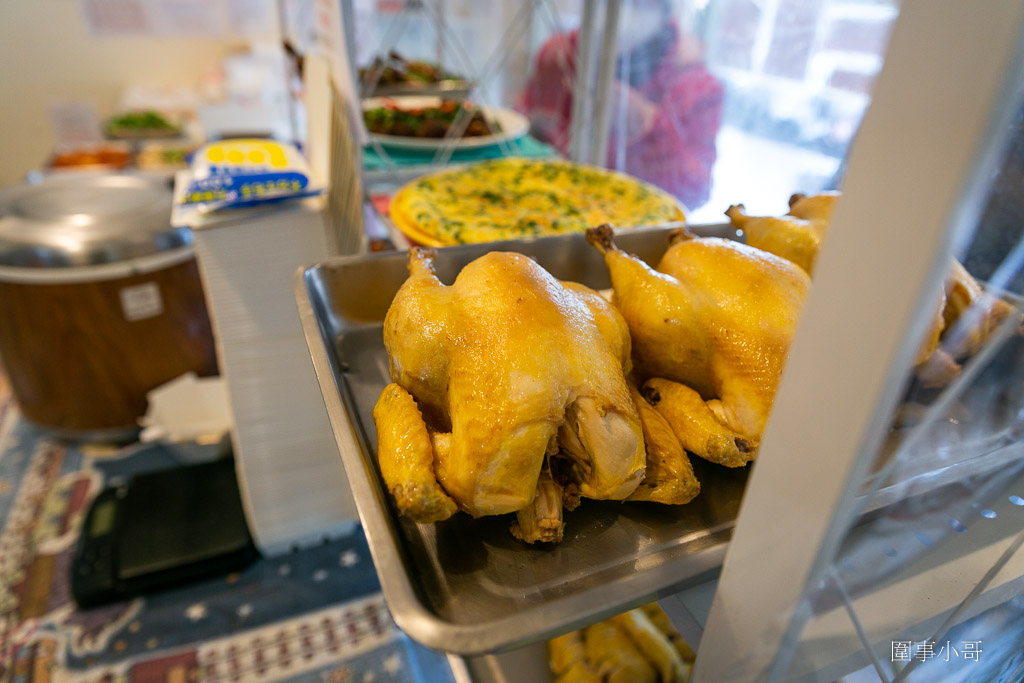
[120,282,164,321]
[145,0,224,36]
[48,100,103,147]
[227,0,278,36]
[79,0,276,37]
[313,0,367,145]
[79,0,148,35]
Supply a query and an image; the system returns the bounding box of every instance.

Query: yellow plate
[390,158,685,246]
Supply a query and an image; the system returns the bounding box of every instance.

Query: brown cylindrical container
[0,175,218,439]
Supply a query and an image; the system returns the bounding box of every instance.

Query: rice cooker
[0,174,218,439]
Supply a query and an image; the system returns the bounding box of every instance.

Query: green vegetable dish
[105,111,180,138]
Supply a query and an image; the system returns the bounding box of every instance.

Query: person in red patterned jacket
[519,0,723,211]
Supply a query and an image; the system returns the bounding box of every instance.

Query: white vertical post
[694,2,1024,681]
[304,53,332,186]
[569,0,600,163]
[339,0,359,87]
[588,0,621,167]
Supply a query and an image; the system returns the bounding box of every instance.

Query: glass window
[353,0,580,176]
[775,82,1024,683]
[350,0,583,245]
[603,0,898,221]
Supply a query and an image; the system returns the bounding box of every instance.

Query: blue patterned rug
[0,376,456,683]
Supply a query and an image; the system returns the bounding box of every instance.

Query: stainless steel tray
[295,224,749,655]
[295,223,1024,656]
[462,644,552,683]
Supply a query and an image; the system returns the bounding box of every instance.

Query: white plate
[362,96,530,151]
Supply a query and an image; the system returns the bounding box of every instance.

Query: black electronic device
[71,456,258,608]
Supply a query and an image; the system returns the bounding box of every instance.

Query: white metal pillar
[694,2,1024,680]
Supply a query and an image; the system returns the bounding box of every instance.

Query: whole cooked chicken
[726,192,839,276]
[726,192,1018,387]
[587,224,810,467]
[373,248,646,543]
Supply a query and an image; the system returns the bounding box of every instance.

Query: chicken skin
[726,192,839,276]
[373,248,646,542]
[727,192,1018,388]
[587,225,810,466]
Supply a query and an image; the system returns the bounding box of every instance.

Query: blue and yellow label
[203,139,290,168]
[180,139,321,211]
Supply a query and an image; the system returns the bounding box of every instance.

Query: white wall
[0,0,244,187]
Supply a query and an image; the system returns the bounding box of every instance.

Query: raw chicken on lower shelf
[372,248,700,545]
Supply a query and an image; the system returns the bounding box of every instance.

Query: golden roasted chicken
[726,193,1018,388]
[726,192,838,276]
[373,248,648,543]
[587,224,810,467]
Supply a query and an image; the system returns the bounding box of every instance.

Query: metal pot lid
[0,174,191,268]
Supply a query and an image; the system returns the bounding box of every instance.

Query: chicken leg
[626,386,700,503]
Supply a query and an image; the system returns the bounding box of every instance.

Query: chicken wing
[610,610,688,683]
[584,621,657,683]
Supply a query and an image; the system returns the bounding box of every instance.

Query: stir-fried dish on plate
[363,99,498,139]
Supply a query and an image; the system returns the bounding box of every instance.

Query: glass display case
[604,0,898,221]
[297,1,1024,680]
[348,0,580,172]
[693,3,1024,681]
[338,0,903,247]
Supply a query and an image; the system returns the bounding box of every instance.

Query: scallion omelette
[389,158,685,246]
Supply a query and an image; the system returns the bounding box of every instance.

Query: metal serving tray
[296,223,1024,656]
[295,224,749,655]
